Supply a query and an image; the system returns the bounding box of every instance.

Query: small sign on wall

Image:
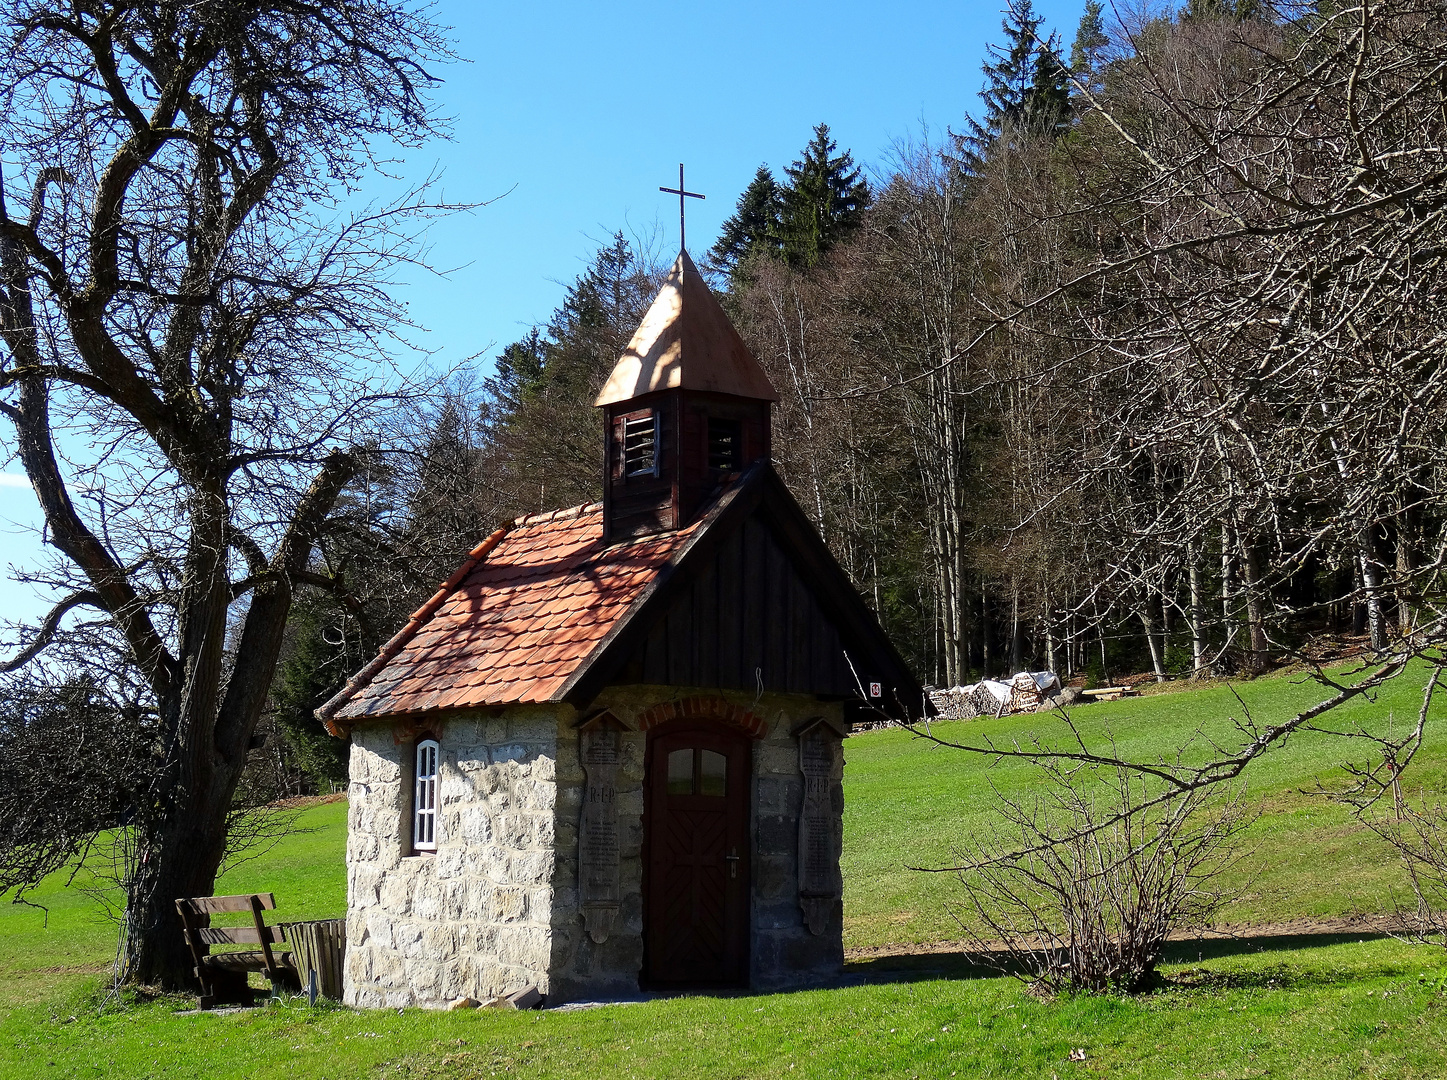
[795,717,844,936]
[868,682,882,698]
[578,711,627,943]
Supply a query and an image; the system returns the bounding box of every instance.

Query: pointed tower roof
[593,250,778,407]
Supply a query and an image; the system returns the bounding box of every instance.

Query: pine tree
[777,124,871,269]
[1069,0,1109,93]
[709,165,784,274]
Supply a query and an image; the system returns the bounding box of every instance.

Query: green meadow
[4,665,1447,1078]
[842,665,1447,947]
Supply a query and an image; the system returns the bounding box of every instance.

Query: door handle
[724,849,740,879]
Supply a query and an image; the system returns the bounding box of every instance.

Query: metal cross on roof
[659,163,704,253]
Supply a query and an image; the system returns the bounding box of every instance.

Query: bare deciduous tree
[0,0,453,987]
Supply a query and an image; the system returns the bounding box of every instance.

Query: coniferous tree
[1025,31,1072,137]
[1183,0,1264,21]
[1069,0,1109,92]
[490,329,546,414]
[777,124,871,269]
[268,598,355,789]
[481,233,658,513]
[969,0,1044,148]
[709,165,784,274]
[964,0,1072,163]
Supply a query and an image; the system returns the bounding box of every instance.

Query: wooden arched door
[643,720,751,986]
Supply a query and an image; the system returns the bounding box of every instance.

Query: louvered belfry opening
[596,251,778,543]
[623,413,660,477]
[707,417,742,472]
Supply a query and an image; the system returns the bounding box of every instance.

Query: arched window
[413,738,440,853]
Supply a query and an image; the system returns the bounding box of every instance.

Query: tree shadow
[843,929,1408,989]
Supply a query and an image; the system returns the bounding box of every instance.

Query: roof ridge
[315,522,511,732]
[511,500,602,528]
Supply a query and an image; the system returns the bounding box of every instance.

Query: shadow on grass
[1161,931,1389,965]
[843,929,1404,990]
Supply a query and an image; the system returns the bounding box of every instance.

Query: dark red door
[643,722,751,986]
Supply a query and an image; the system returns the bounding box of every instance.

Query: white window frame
[413,738,440,853]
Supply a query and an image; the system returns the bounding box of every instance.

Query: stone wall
[546,707,647,1003]
[747,700,845,988]
[343,689,845,1007]
[343,708,563,1008]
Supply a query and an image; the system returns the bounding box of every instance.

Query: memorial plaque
[796,719,842,936]
[579,713,626,943]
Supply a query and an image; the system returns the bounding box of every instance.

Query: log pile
[927,671,1065,719]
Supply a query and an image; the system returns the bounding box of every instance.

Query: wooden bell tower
[595,250,777,543]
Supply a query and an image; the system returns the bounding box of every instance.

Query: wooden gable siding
[621,515,858,697]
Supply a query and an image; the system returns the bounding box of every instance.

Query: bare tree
[0,0,453,987]
[1051,2,1447,668]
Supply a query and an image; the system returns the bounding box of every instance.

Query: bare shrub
[948,763,1252,993]
[1364,802,1447,947]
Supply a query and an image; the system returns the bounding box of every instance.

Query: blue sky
[0,0,1087,629]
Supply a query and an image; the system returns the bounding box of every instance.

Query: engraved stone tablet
[796,719,843,936]
[579,714,625,943]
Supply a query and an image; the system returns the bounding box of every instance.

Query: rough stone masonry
[342,689,845,1008]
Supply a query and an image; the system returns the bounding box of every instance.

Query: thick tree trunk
[124,794,231,988]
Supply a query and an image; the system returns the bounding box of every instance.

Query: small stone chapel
[317,249,920,1008]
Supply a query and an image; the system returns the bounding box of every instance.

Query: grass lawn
[843,665,1447,948]
[6,938,1447,1079]
[3,665,1445,1077]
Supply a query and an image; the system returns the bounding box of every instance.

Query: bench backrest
[192,924,287,945]
[175,893,286,980]
[177,893,277,915]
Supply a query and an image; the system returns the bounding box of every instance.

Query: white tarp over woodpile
[928,671,1064,719]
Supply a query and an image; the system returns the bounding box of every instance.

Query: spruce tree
[480,234,657,513]
[777,123,871,269]
[1025,31,1071,138]
[964,0,1073,163]
[709,165,784,274]
[491,329,546,411]
[967,0,1043,150]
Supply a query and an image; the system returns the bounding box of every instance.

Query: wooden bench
[175,893,299,1009]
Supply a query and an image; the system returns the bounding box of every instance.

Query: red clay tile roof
[317,501,704,728]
